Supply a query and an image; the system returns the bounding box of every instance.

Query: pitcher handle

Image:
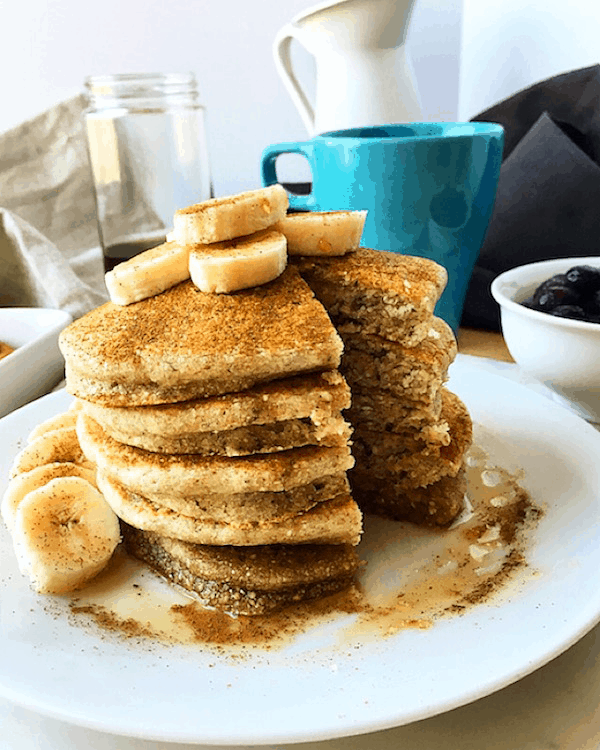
[261,141,316,212]
[273,24,315,134]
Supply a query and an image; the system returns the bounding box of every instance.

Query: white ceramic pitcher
[273,0,423,135]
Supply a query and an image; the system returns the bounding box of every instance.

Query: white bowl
[491,257,600,423]
[0,308,73,418]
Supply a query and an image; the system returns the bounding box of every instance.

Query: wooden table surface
[456,327,514,363]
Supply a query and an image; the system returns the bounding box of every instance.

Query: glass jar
[84,72,211,272]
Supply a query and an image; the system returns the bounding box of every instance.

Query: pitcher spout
[294,0,419,50]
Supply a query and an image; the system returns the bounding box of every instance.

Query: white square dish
[0,308,72,418]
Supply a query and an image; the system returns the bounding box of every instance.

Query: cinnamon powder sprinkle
[69,603,154,639]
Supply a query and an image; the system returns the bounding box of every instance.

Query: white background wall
[0,0,460,196]
[1,0,599,197]
[459,0,600,119]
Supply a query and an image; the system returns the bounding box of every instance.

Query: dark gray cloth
[462,64,600,330]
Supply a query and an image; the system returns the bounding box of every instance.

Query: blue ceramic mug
[261,123,504,331]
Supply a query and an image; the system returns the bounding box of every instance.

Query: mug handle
[273,24,315,134]
[261,141,316,211]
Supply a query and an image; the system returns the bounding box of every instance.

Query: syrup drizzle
[68,439,542,650]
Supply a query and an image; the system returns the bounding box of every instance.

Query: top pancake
[60,267,343,406]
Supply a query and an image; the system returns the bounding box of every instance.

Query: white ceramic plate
[0,308,72,418]
[1,357,600,745]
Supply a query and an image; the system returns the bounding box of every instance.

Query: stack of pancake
[293,247,472,526]
[59,268,363,615]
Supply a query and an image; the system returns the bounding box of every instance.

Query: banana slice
[273,210,367,256]
[12,476,121,594]
[28,412,78,443]
[189,228,287,293]
[10,427,87,478]
[105,241,191,306]
[2,461,97,534]
[173,185,289,245]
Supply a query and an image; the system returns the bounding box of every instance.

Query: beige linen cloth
[0,95,108,318]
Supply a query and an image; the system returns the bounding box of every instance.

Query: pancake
[77,413,355,497]
[97,472,362,547]
[78,370,350,437]
[350,391,472,489]
[122,525,361,616]
[350,467,467,526]
[81,412,351,456]
[134,473,350,526]
[339,317,457,404]
[60,267,343,406]
[345,384,444,433]
[348,387,465,448]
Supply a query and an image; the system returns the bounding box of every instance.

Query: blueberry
[565,265,600,293]
[533,280,580,309]
[549,305,588,320]
[547,273,569,285]
[532,292,555,311]
[535,288,580,311]
[533,273,568,295]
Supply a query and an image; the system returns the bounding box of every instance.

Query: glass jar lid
[84,72,201,111]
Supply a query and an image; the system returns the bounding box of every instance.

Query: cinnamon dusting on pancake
[59,270,343,406]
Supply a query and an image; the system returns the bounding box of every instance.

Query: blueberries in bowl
[521,265,600,323]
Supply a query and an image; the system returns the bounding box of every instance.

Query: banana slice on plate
[2,461,97,534]
[105,241,191,306]
[28,412,79,443]
[173,185,289,245]
[189,228,287,293]
[10,426,87,477]
[273,210,367,256]
[12,476,121,594]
